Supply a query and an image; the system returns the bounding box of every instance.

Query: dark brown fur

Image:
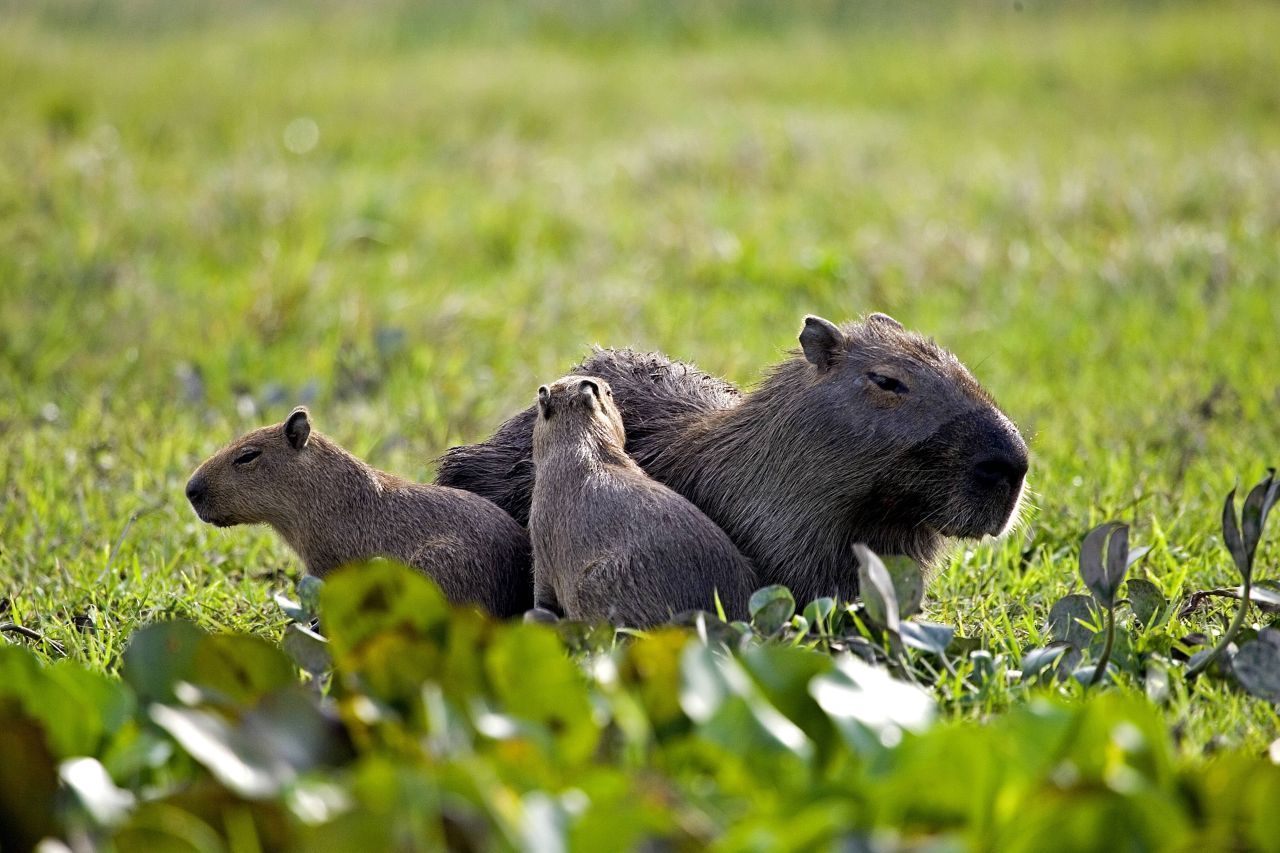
[186,407,532,617]
[529,375,755,627]
[437,314,1027,606]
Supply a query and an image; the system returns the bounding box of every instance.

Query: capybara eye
[234,448,262,465]
[867,372,908,395]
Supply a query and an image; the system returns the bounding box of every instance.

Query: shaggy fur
[187,408,532,617]
[437,313,1028,605]
[529,375,755,627]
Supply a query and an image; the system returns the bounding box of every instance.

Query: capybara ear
[537,385,551,413]
[867,312,904,331]
[284,406,311,450]
[578,378,601,403]
[799,315,845,371]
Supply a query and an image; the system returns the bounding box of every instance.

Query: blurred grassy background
[1,0,1277,743]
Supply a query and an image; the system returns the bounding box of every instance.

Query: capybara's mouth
[194,507,232,528]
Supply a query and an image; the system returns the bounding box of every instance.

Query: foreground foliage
[5,469,1279,851]
[3,557,1279,852]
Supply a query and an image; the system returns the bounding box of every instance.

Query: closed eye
[867,372,909,394]
[233,448,262,465]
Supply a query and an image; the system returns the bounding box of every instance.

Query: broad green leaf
[883,555,925,618]
[1125,579,1167,628]
[1145,660,1170,705]
[297,575,325,619]
[319,559,450,659]
[1047,594,1101,648]
[485,623,597,764]
[899,621,955,655]
[282,623,332,676]
[802,597,836,633]
[151,687,351,800]
[60,757,136,827]
[1021,643,1081,683]
[748,585,795,634]
[274,593,310,624]
[0,706,59,851]
[1241,470,1278,564]
[854,544,899,633]
[121,621,208,705]
[617,629,688,733]
[1223,486,1248,579]
[809,654,933,754]
[0,645,133,759]
[1080,522,1128,608]
[680,642,812,762]
[740,643,837,754]
[1233,632,1280,703]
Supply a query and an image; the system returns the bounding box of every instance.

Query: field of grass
[2,0,1279,847]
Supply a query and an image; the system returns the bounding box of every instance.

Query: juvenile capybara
[529,375,755,627]
[437,313,1028,605]
[186,407,532,617]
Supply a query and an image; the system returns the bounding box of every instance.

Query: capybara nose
[972,453,1028,492]
[185,476,207,506]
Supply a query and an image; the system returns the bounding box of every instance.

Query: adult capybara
[529,375,755,627]
[186,407,531,617]
[437,313,1028,605]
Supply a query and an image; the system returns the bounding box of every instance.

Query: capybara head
[533,375,627,459]
[185,406,318,528]
[779,313,1028,553]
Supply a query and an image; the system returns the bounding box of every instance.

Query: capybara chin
[529,375,755,628]
[438,313,1028,606]
[186,407,532,617]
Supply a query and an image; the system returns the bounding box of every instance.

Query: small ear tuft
[284,406,311,450]
[799,315,845,371]
[578,378,600,400]
[867,312,904,331]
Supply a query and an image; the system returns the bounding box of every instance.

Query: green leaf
[282,623,332,675]
[1223,486,1249,579]
[60,757,136,828]
[802,597,836,633]
[0,706,59,851]
[1047,594,1101,648]
[1021,643,1081,683]
[883,556,925,618]
[1125,579,1167,628]
[854,544,899,633]
[274,593,309,624]
[740,644,837,754]
[485,623,598,764]
[319,559,449,660]
[297,575,325,618]
[1080,522,1128,608]
[121,621,208,705]
[680,642,813,762]
[151,687,352,800]
[1233,630,1280,703]
[0,645,133,759]
[808,654,933,753]
[748,585,795,635]
[1145,660,1171,705]
[124,622,297,707]
[899,621,955,655]
[1242,470,1278,569]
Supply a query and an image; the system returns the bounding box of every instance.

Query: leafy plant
[1187,470,1279,679]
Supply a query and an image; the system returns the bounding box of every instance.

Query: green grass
[3,0,1279,763]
